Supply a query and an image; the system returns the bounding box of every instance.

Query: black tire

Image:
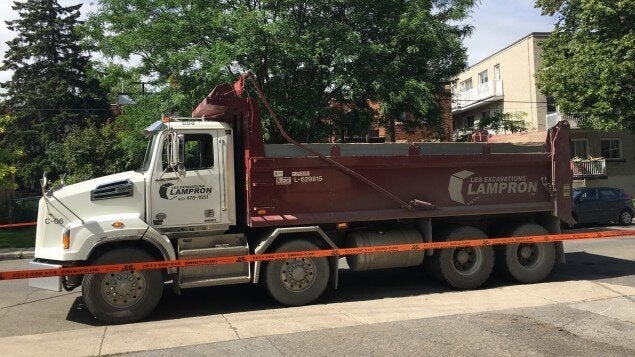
[496,224,556,283]
[82,247,164,324]
[426,226,494,290]
[263,240,330,306]
[618,209,633,225]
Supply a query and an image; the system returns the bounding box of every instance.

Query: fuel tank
[345,229,425,271]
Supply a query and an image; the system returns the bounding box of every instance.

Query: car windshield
[572,189,582,198]
[138,134,158,173]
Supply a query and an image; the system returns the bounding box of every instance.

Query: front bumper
[28,260,62,292]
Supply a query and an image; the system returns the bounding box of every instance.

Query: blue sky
[463,1,555,65]
[0,0,556,83]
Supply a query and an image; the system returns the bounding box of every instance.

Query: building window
[493,64,501,80]
[600,138,622,160]
[460,78,472,92]
[478,70,488,84]
[455,118,465,130]
[467,116,475,128]
[481,111,490,119]
[570,139,588,159]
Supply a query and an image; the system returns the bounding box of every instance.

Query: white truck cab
[143,119,236,230]
[30,118,246,323]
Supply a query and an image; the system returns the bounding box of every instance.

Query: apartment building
[551,116,635,193]
[463,33,635,194]
[452,32,553,137]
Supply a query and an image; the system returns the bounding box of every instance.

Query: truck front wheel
[82,247,164,324]
[263,240,330,306]
[496,224,556,283]
[426,226,494,290]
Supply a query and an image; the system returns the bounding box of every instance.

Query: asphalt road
[0,225,633,356]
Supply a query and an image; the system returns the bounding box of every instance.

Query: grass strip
[0,227,36,249]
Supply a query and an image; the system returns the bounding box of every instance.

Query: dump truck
[29,72,574,324]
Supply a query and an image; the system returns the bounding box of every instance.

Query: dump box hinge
[541,177,555,199]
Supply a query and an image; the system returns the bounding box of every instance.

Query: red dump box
[193,73,574,228]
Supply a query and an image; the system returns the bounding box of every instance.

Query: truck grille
[91,179,133,201]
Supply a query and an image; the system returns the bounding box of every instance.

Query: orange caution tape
[1,229,633,281]
[0,222,37,229]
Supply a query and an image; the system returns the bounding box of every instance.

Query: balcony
[571,159,607,179]
[452,128,474,141]
[452,80,503,111]
[546,113,585,129]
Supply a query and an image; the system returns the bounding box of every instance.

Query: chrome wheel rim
[621,211,632,223]
[452,247,482,275]
[279,257,316,292]
[101,270,146,308]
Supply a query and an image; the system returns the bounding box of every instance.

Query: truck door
[150,130,222,227]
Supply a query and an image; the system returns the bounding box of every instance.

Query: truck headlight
[63,230,70,249]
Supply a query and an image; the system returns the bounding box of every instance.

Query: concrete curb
[0,248,34,261]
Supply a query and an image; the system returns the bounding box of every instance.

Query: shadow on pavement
[65,251,635,326]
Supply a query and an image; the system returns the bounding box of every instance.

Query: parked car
[571,187,634,226]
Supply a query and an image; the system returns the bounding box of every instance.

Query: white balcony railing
[452,128,474,140]
[571,159,606,178]
[452,80,503,109]
[546,113,584,129]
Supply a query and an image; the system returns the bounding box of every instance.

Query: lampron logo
[159,183,212,201]
[448,170,538,205]
[448,170,475,204]
[159,183,175,200]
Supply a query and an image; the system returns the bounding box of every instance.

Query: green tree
[535,0,635,131]
[1,0,110,189]
[48,122,125,184]
[478,112,530,134]
[86,0,474,142]
[0,115,20,189]
[114,93,186,170]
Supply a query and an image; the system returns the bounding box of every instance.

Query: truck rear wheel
[263,240,330,306]
[426,226,494,290]
[496,224,556,283]
[82,247,164,324]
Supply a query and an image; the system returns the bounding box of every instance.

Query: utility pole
[132,81,148,96]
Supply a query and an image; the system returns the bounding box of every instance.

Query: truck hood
[35,171,148,260]
[45,171,146,223]
[51,171,143,200]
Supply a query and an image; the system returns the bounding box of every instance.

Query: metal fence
[546,113,585,129]
[571,159,607,179]
[0,195,41,224]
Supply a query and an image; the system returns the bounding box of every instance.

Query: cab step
[176,233,250,289]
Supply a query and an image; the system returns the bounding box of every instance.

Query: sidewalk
[0,248,34,260]
[0,280,634,356]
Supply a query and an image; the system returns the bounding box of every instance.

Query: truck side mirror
[39,172,48,195]
[168,131,186,177]
[40,172,48,190]
[177,134,185,177]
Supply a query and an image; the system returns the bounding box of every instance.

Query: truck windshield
[139,134,158,172]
